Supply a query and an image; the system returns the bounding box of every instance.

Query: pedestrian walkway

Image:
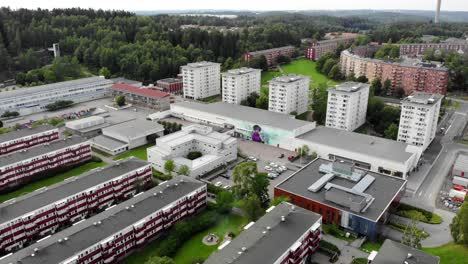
[321,234,369,264]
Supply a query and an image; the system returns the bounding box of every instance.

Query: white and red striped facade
[274,222,321,264]
[0,125,59,157]
[0,159,152,254]
[0,137,91,192]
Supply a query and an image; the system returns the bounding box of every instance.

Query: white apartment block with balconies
[181,61,221,100]
[268,74,310,115]
[222,67,261,104]
[398,92,442,151]
[326,82,369,132]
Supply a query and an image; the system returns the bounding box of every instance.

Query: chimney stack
[435,0,442,24]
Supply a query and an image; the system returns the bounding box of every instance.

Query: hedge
[319,240,341,255]
[395,203,443,224]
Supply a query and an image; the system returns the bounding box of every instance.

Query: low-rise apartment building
[306,35,358,61]
[111,83,170,110]
[0,176,207,264]
[222,67,261,104]
[156,78,183,94]
[326,82,369,131]
[0,136,91,192]
[0,158,152,254]
[398,92,442,151]
[0,125,59,157]
[399,40,468,56]
[243,46,295,66]
[268,74,310,115]
[205,202,322,264]
[181,61,221,100]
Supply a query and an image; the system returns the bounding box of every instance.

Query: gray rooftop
[0,77,113,100]
[223,67,261,76]
[0,125,56,143]
[0,136,88,167]
[0,158,150,223]
[90,135,127,150]
[247,45,295,56]
[328,82,370,93]
[205,202,321,264]
[182,61,220,68]
[173,101,313,131]
[297,126,414,163]
[2,176,204,264]
[157,78,182,84]
[102,119,164,139]
[275,158,406,222]
[402,92,443,105]
[270,74,309,83]
[453,154,468,173]
[372,239,440,264]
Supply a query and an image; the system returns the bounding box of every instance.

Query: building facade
[306,36,358,61]
[0,136,91,192]
[243,46,295,66]
[269,75,310,115]
[399,41,468,56]
[205,202,322,264]
[0,125,59,157]
[275,159,406,240]
[340,49,449,95]
[0,77,112,116]
[2,176,207,264]
[398,93,442,151]
[148,125,237,178]
[112,83,170,111]
[222,68,261,104]
[0,158,152,254]
[156,78,183,94]
[181,61,221,100]
[326,82,369,131]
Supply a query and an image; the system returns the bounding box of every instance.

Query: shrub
[152,169,172,181]
[395,203,443,224]
[91,156,103,163]
[351,258,369,264]
[1,111,20,118]
[207,183,223,194]
[45,100,73,111]
[319,240,341,255]
[186,151,202,160]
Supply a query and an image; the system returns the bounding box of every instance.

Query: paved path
[321,234,369,264]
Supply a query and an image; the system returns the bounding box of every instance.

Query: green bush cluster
[396,203,443,224]
[319,240,341,255]
[152,169,172,181]
[186,151,202,160]
[45,100,74,111]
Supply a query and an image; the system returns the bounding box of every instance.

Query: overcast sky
[1,0,467,12]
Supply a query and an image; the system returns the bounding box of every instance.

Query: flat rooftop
[90,135,127,150]
[103,119,164,139]
[112,83,170,99]
[205,202,321,264]
[402,92,443,105]
[182,61,220,68]
[157,78,182,84]
[0,77,112,100]
[328,82,369,93]
[0,136,88,167]
[275,158,406,222]
[0,158,149,223]
[172,101,314,131]
[372,239,440,264]
[247,45,295,56]
[453,154,468,173]
[223,67,260,76]
[270,74,308,83]
[0,124,56,143]
[3,176,204,264]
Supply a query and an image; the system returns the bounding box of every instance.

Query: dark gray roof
[205,202,321,264]
[173,101,313,131]
[247,46,295,56]
[3,176,204,264]
[0,125,56,143]
[297,126,414,163]
[90,135,127,150]
[0,158,150,223]
[0,136,89,167]
[275,158,406,222]
[373,239,440,264]
[157,78,182,84]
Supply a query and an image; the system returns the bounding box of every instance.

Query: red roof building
[112,83,170,110]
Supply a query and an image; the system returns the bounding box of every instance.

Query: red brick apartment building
[112,83,171,111]
[306,36,359,61]
[0,158,151,254]
[1,176,207,264]
[243,46,295,66]
[340,49,449,95]
[0,125,59,157]
[156,78,183,94]
[205,202,322,264]
[0,136,91,192]
[400,42,468,56]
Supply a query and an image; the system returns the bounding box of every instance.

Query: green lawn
[261,70,281,85]
[113,144,153,161]
[360,239,385,253]
[0,160,107,203]
[424,243,468,264]
[173,214,248,264]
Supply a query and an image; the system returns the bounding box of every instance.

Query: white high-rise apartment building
[326,82,369,132]
[268,74,310,115]
[222,68,261,104]
[181,61,221,100]
[398,92,442,150]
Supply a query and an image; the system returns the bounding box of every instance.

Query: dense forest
[1,7,468,86]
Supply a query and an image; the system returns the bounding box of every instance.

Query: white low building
[326,82,369,131]
[222,67,261,104]
[269,74,310,115]
[147,125,237,178]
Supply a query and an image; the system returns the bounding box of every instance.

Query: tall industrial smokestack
[435,0,442,24]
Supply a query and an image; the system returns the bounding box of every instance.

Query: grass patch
[360,238,385,253]
[454,101,461,110]
[395,203,443,224]
[351,258,368,264]
[388,221,430,239]
[199,95,222,103]
[113,144,153,161]
[423,242,468,264]
[0,160,107,203]
[322,224,356,242]
[261,70,281,85]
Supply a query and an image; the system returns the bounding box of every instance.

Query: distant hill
[135,9,468,23]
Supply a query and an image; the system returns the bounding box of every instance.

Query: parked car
[223,185,231,190]
[275,169,283,174]
[279,165,287,171]
[264,166,272,171]
[215,181,223,187]
[248,156,258,161]
[268,173,278,179]
[288,155,297,162]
